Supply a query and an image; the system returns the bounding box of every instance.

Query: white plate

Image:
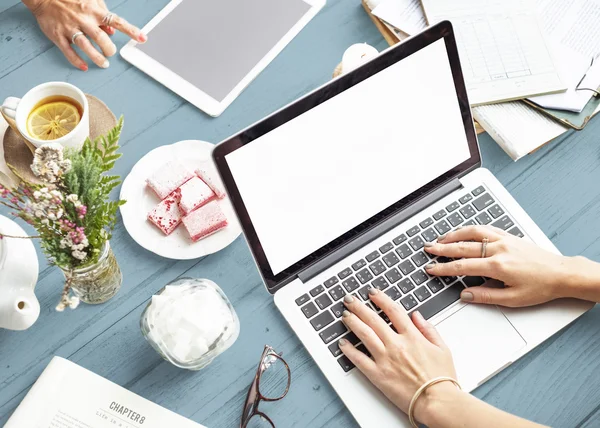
[120,140,242,260]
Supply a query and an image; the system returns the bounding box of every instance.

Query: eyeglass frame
[240,345,292,428]
[575,55,600,97]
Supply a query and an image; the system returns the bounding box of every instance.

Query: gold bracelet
[408,376,461,428]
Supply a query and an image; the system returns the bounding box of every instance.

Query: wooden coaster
[3,94,117,184]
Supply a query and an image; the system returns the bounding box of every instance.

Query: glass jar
[140,278,240,370]
[61,241,122,304]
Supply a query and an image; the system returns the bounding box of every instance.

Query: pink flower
[10,197,18,204]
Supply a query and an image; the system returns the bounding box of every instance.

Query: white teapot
[0,215,40,330]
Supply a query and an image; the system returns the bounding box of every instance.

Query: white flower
[59,239,68,249]
[47,212,56,221]
[41,219,49,225]
[33,191,41,200]
[68,296,80,309]
[34,210,43,218]
[56,209,63,219]
[55,302,66,312]
[72,249,87,260]
[31,144,71,183]
[66,194,79,203]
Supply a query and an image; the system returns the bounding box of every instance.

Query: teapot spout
[0,289,40,331]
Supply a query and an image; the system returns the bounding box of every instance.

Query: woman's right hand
[423,225,577,307]
[23,0,146,70]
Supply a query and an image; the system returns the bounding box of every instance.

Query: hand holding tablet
[120,0,325,116]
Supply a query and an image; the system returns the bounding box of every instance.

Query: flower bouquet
[0,118,126,310]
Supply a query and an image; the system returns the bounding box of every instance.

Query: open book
[5,357,206,428]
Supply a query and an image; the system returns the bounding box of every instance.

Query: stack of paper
[372,0,600,160]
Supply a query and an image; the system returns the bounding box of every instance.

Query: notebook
[419,0,565,105]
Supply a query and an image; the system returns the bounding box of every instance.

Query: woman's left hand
[339,289,458,423]
[23,0,146,70]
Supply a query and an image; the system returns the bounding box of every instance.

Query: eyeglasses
[240,345,292,428]
[575,56,600,98]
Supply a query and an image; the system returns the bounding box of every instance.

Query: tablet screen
[138,0,312,102]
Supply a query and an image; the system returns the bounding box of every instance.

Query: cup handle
[1,97,20,121]
[0,97,35,155]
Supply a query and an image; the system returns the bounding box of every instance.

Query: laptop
[213,21,593,427]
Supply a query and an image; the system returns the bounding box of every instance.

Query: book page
[538,0,600,57]
[5,357,206,428]
[372,0,427,35]
[472,102,567,160]
[528,0,600,112]
[421,0,565,105]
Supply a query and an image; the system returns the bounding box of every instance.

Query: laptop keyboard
[295,185,524,373]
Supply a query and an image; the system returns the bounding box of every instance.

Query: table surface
[2,1,600,427]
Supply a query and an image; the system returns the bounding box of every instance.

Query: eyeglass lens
[257,353,291,400]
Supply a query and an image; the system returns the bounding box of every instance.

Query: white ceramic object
[341,43,379,75]
[0,82,90,150]
[120,140,242,260]
[0,215,40,330]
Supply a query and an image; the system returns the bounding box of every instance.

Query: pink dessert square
[195,165,226,199]
[178,176,216,215]
[147,189,182,235]
[146,161,195,200]
[182,200,228,242]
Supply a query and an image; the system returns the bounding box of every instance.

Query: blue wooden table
[2,1,600,427]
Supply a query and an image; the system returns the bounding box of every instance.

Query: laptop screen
[225,38,471,276]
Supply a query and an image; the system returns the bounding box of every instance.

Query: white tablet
[120,0,325,117]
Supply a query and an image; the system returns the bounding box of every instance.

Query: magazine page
[5,356,206,428]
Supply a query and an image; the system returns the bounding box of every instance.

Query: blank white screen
[226,39,471,275]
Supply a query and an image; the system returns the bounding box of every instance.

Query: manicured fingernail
[101,60,110,69]
[80,64,88,71]
[342,310,351,318]
[437,233,447,241]
[138,33,147,43]
[424,241,435,247]
[368,287,379,295]
[425,261,437,270]
[339,338,348,346]
[461,291,474,301]
[344,295,354,304]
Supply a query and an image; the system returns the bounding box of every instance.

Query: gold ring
[71,31,85,45]
[481,237,489,258]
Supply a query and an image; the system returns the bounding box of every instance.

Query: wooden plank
[0,0,20,15]
[1,0,600,427]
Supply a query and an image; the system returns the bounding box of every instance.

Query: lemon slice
[26,101,81,140]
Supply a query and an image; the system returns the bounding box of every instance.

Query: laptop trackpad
[435,304,526,387]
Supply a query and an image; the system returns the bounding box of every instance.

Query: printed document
[420,0,565,105]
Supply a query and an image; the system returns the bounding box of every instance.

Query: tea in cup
[1,82,89,150]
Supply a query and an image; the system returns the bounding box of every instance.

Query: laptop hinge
[297,178,463,284]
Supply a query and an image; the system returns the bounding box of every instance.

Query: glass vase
[61,241,122,304]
